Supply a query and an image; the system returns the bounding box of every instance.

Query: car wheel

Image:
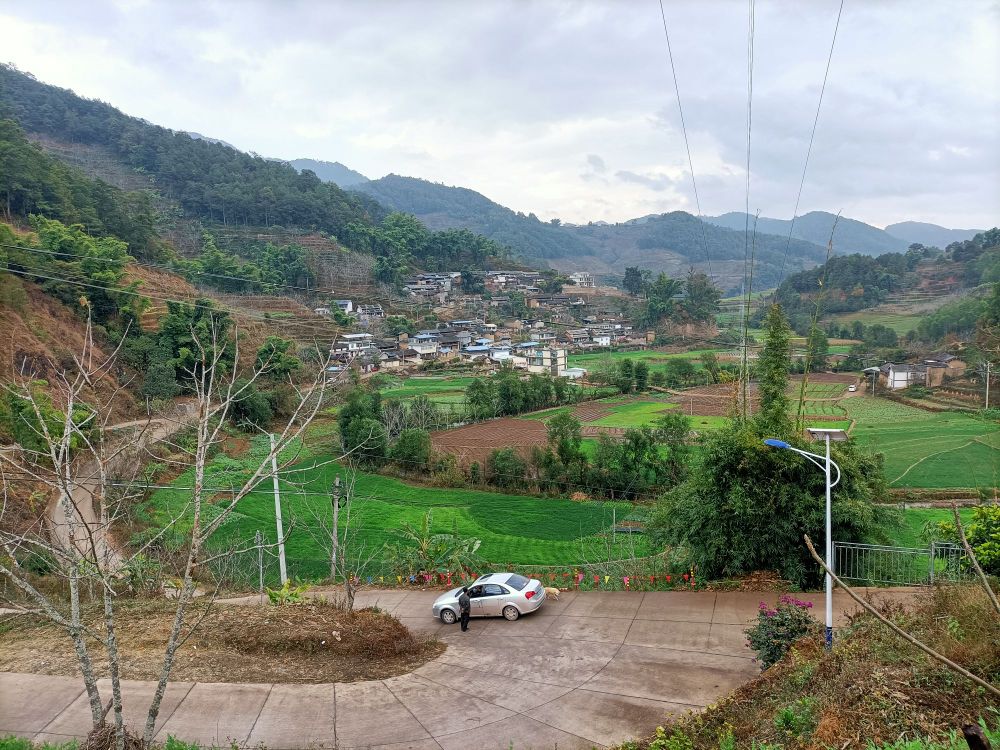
[502,605,520,621]
[440,609,457,624]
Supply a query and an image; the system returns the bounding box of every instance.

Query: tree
[546,411,584,466]
[383,315,417,337]
[230,378,273,429]
[487,447,528,488]
[390,428,432,471]
[754,304,792,436]
[805,324,829,372]
[255,336,302,379]
[623,266,647,296]
[341,417,388,467]
[0,318,332,747]
[682,270,722,322]
[647,424,893,587]
[389,510,483,575]
[631,361,648,391]
[654,410,692,485]
[699,351,721,383]
[664,358,696,387]
[617,359,635,393]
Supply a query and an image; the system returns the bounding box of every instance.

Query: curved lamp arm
[764,441,842,487]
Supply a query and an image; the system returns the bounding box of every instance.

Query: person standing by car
[458,586,471,631]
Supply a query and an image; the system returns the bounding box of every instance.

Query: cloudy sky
[2,0,998,228]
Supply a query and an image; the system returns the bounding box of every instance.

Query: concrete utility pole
[330,475,341,579]
[269,433,287,586]
[986,361,992,409]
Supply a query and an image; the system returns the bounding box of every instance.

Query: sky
[1,0,998,229]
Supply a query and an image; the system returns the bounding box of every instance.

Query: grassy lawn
[141,435,644,581]
[844,397,1000,489]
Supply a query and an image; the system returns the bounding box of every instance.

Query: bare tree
[0,316,337,748]
[294,466,381,610]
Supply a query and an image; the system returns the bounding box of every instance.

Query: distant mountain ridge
[355,175,829,292]
[287,158,369,188]
[706,211,909,255]
[884,221,985,248]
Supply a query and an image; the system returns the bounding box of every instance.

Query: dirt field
[572,402,613,421]
[669,383,758,416]
[0,602,442,684]
[431,417,550,466]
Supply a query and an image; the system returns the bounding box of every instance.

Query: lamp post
[763,427,847,649]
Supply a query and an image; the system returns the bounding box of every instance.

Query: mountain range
[883,221,984,248]
[2,65,989,294]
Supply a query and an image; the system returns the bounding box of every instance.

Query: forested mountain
[884,221,985,248]
[706,211,909,256]
[772,228,1000,325]
[355,175,828,291]
[287,158,369,188]
[354,174,592,259]
[0,65,381,239]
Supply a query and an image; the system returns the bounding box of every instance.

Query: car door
[467,585,487,617]
[479,583,507,616]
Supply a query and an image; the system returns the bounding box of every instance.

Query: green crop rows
[141,435,645,581]
[845,398,1000,489]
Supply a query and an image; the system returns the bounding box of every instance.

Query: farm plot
[378,375,476,405]
[141,437,642,581]
[845,397,1000,489]
[430,418,549,467]
[567,348,721,369]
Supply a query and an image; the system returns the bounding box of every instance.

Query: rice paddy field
[140,434,645,581]
[844,397,1000,489]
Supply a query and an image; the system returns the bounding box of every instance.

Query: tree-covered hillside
[0,65,382,238]
[355,174,592,259]
[707,211,909,255]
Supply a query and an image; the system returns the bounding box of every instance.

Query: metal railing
[833,541,968,586]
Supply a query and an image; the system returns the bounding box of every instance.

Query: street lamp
[763,427,847,649]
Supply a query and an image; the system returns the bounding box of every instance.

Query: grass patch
[588,400,679,428]
[567,348,721,369]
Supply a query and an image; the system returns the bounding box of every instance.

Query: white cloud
[0,0,997,228]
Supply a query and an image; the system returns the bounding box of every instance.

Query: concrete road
[0,588,915,749]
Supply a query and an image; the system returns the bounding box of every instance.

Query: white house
[333,333,375,353]
[880,363,925,390]
[569,271,596,288]
[591,333,611,347]
[335,300,354,314]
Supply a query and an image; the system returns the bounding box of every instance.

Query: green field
[589,400,679,428]
[895,507,975,549]
[377,375,476,404]
[800,400,847,416]
[845,397,1000,489]
[832,310,922,334]
[567,348,720,369]
[792,382,849,399]
[141,435,644,580]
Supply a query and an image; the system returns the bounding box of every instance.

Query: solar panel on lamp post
[764,428,847,649]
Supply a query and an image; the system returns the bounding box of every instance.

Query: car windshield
[505,574,530,591]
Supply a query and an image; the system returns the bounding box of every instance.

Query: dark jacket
[458,591,471,613]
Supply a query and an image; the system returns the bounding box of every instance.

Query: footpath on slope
[2,587,918,750]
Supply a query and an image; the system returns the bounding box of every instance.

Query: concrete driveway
[0,588,911,749]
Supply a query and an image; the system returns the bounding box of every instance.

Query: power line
[777,0,846,287]
[656,0,713,279]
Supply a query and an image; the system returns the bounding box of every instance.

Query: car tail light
[525,591,535,600]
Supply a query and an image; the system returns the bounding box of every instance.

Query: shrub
[745,594,819,669]
[266,580,310,605]
[390,428,432,470]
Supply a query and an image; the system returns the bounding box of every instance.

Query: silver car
[432,572,546,623]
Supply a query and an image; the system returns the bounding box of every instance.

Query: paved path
[0,588,917,749]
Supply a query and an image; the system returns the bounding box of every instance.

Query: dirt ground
[0,601,443,684]
[431,417,549,466]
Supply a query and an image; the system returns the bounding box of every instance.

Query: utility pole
[985,360,991,409]
[330,474,341,580]
[269,433,287,586]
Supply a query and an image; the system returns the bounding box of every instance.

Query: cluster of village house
[870,353,968,390]
[327,312,653,377]
[316,269,657,377]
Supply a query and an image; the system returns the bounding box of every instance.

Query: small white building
[569,271,596,288]
[333,333,375,353]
